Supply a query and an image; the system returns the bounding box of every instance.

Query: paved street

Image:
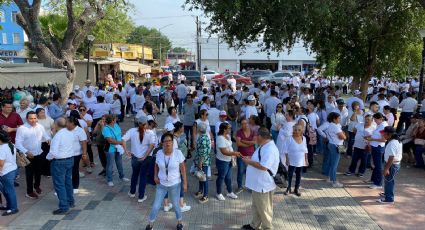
[0,114,423,230]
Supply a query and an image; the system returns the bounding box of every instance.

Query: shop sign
[0,50,19,57]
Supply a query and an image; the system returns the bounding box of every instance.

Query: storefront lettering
[0,50,18,57]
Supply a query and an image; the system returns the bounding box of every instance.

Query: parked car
[257,71,294,84]
[203,70,220,81]
[172,70,202,86]
[212,74,252,86]
[241,70,272,83]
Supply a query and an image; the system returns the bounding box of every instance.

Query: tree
[186,0,425,99]
[127,25,172,62]
[14,0,127,98]
[172,47,188,53]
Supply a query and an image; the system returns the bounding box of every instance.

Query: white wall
[202,59,238,72]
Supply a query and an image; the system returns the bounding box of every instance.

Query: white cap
[247,95,256,101]
[164,122,174,132]
[74,85,80,90]
[353,90,361,95]
[219,110,227,116]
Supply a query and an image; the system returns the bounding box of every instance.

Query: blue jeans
[106,152,124,182]
[130,156,150,199]
[51,158,74,211]
[384,164,400,202]
[348,147,367,174]
[178,98,186,114]
[148,183,182,222]
[414,145,425,167]
[371,146,384,186]
[215,158,233,194]
[328,143,340,182]
[271,130,279,143]
[322,143,331,175]
[346,132,355,156]
[287,165,302,190]
[0,169,18,211]
[198,166,209,197]
[236,157,247,189]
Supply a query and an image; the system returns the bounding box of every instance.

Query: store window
[0,10,5,23]
[13,33,20,44]
[282,65,301,72]
[2,33,7,44]
[12,11,18,23]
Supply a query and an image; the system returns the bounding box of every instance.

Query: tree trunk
[360,40,378,101]
[350,76,360,92]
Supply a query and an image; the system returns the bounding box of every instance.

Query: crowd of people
[0,73,421,230]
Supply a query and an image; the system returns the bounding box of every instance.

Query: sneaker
[358,173,364,178]
[79,172,85,178]
[26,192,39,199]
[2,209,19,216]
[199,196,209,204]
[194,191,203,198]
[363,180,373,184]
[376,198,394,204]
[369,185,383,189]
[176,223,183,230]
[35,187,42,194]
[241,224,255,230]
[216,194,226,201]
[138,196,147,203]
[332,182,344,188]
[226,192,238,199]
[379,192,385,197]
[283,189,290,196]
[107,182,114,187]
[121,177,130,182]
[164,203,173,212]
[126,114,131,118]
[235,188,244,195]
[145,224,153,230]
[180,205,191,212]
[344,172,352,176]
[73,189,79,194]
[98,170,106,176]
[128,192,136,198]
[52,209,69,215]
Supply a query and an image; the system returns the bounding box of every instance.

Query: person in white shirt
[150,81,161,113]
[110,94,122,121]
[383,106,395,127]
[165,106,181,126]
[15,111,51,199]
[91,96,111,122]
[245,95,258,119]
[264,91,281,129]
[176,81,189,114]
[207,102,220,144]
[397,93,417,134]
[215,123,241,201]
[145,133,187,230]
[346,90,365,111]
[73,85,85,105]
[126,83,137,117]
[0,130,18,216]
[333,99,349,128]
[325,95,337,115]
[325,112,346,188]
[122,116,156,203]
[241,127,279,230]
[376,94,389,114]
[283,124,308,196]
[379,126,402,204]
[82,80,95,95]
[46,117,75,215]
[366,113,388,189]
[276,110,298,165]
[66,115,87,194]
[271,103,285,142]
[16,98,32,122]
[82,90,97,110]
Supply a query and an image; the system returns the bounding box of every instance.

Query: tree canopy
[127,25,172,61]
[172,47,188,53]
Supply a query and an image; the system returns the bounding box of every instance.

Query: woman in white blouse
[110,94,122,123]
[36,108,54,177]
[271,103,285,142]
[365,113,388,189]
[325,112,346,188]
[0,130,18,216]
[122,116,156,203]
[165,106,180,125]
[277,110,297,165]
[283,124,308,196]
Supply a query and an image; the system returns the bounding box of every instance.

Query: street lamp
[418,29,425,103]
[86,35,95,80]
[158,24,173,66]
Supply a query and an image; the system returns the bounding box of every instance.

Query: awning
[96,59,151,74]
[0,64,68,89]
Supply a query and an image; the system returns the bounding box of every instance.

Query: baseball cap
[353,90,361,95]
[164,122,175,132]
[219,111,227,116]
[336,99,345,105]
[247,95,255,101]
[74,85,80,90]
[136,116,148,124]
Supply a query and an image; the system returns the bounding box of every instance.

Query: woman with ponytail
[122,116,156,203]
[0,130,18,216]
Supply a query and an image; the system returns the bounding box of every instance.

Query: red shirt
[236,128,255,157]
[0,112,24,143]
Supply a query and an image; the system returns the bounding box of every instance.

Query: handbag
[16,151,30,167]
[194,168,207,181]
[231,157,237,167]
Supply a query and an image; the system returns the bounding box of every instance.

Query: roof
[0,64,68,89]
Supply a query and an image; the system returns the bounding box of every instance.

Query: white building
[201,38,316,72]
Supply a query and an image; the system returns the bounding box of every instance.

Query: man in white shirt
[388,91,399,109]
[82,80,95,95]
[333,99,349,128]
[376,94,389,114]
[208,102,221,151]
[264,91,281,129]
[176,81,189,114]
[46,117,75,214]
[15,111,51,199]
[227,75,237,92]
[73,85,85,104]
[242,127,279,230]
[346,90,365,111]
[150,81,161,113]
[396,92,417,134]
[245,95,258,119]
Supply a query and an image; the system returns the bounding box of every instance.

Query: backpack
[301,118,317,145]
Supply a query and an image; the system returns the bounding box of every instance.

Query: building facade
[201,38,317,72]
[92,43,153,63]
[0,3,26,63]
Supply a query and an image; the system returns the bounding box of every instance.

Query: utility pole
[217,36,220,72]
[196,16,201,71]
[159,41,162,66]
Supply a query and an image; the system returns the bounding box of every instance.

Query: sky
[129,0,207,53]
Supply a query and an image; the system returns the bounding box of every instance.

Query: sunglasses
[79,109,86,111]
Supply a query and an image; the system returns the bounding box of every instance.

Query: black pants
[396,112,413,134]
[41,142,51,176]
[92,118,101,131]
[72,155,82,189]
[97,144,107,169]
[265,117,272,130]
[126,97,132,114]
[25,155,43,194]
[184,125,193,148]
[287,165,302,191]
[87,143,94,164]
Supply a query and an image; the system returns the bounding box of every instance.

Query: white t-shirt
[283,136,308,167]
[245,141,279,193]
[353,124,375,149]
[370,122,388,147]
[156,149,185,187]
[0,144,17,176]
[384,140,403,162]
[71,126,87,156]
[216,135,233,162]
[165,115,180,125]
[122,128,156,158]
[92,103,111,119]
[307,112,319,129]
[326,123,344,146]
[245,105,258,119]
